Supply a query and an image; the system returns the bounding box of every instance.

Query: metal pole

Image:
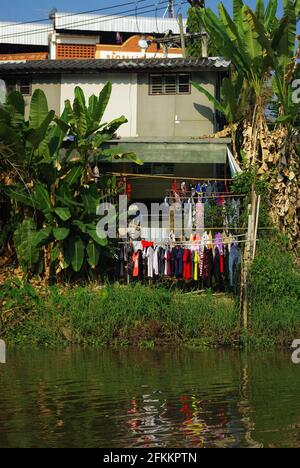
[178,14,186,58]
[168,0,174,18]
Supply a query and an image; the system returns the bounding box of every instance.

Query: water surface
[0,348,299,448]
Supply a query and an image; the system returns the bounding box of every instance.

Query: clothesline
[165,190,236,194]
[166,227,248,231]
[165,193,246,200]
[118,238,250,246]
[109,172,233,182]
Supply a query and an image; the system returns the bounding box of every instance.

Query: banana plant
[192,0,298,164]
[2,84,140,277]
[63,84,142,170]
[0,89,59,176]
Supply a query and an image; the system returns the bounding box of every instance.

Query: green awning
[104,138,230,164]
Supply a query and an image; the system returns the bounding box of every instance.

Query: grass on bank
[0,281,239,348]
[245,233,300,348]
[0,233,299,349]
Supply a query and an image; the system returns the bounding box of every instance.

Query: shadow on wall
[193,103,214,124]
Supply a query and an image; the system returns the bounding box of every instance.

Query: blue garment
[228,245,241,287]
[196,183,202,195]
[172,247,184,278]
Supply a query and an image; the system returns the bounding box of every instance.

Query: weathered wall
[137,71,217,138]
[24,75,61,118]
[60,73,138,137]
[18,69,219,139]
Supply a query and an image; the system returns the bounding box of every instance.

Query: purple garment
[214,232,223,254]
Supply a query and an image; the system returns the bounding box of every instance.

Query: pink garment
[214,232,223,254]
[196,202,204,231]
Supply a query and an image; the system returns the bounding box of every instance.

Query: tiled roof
[0,58,231,74]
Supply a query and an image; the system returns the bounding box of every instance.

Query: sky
[0,0,283,24]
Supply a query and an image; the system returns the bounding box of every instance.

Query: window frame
[18,78,32,96]
[5,77,32,96]
[149,73,191,96]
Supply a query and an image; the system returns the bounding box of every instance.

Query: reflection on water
[0,348,299,448]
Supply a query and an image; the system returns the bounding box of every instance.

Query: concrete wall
[137,71,217,138]
[20,69,218,138]
[24,75,61,118]
[60,73,138,137]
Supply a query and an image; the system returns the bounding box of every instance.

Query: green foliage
[244,233,300,347]
[0,282,239,347]
[191,0,299,132]
[186,6,205,57]
[192,72,246,125]
[231,169,271,227]
[0,84,140,277]
[13,219,42,274]
[1,274,298,349]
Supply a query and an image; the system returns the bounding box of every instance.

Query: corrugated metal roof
[0,22,50,46]
[55,12,187,35]
[0,58,231,74]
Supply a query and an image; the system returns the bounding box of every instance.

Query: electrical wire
[134,0,141,34]
[0,0,152,29]
[155,0,166,34]
[0,1,176,40]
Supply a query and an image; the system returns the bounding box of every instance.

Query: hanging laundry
[193,250,200,281]
[132,251,140,278]
[146,246,154,278]
[173,246,184,279]
[196,202,204,231]
[214,232,223,254]
[158,247,166,276]
[214,247,224,292]
[186,198,194,230]
[181,181,187,196]
[153,246,160,276]
[196,183,202,195]
[229,244,241,287]
[126,182,132,199]
[183,249,193,280]
[115,246,125,278]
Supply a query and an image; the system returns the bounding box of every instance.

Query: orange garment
[132,252,139,277]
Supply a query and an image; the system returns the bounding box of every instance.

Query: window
[131,163,175,175]
[18,79,31,96]
[5,78,32,96]
[150,74,191,95]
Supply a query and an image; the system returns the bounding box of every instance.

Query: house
[0,12,186,61]
[0,57,231,235]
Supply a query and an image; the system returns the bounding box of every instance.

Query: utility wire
[0,1,177,40]
[0,0,152,29]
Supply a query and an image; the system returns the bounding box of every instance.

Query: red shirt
[183,249,192,280]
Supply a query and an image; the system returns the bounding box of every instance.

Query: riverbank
[1,234,299,349]
[0,280,298,349]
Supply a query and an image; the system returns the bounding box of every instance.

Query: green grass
[0,281,239,347]
[0,232,299,349]
[243,233,300,348]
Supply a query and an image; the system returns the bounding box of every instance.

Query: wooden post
[252,195,261,260]
[241,189,260,330]
[178,14,186,58]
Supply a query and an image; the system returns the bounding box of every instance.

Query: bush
[246,233,300,347]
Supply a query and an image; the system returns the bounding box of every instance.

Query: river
[0,348,299,448]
